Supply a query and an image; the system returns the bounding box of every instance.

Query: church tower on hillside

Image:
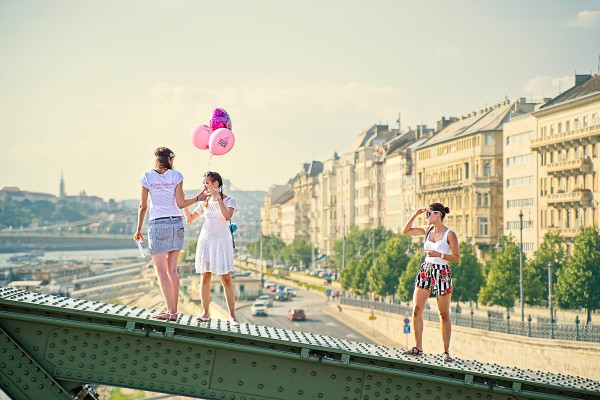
[59,171,66,199]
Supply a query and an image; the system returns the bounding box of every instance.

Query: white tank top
[424,227,451,265]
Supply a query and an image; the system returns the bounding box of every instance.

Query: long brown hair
[154,147,174,171]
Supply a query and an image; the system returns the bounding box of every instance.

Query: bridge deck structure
[0,287,598,400]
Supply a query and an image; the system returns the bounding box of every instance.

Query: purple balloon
[210,108,232,132]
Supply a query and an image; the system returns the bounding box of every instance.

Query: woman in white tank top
[402,202,461,362]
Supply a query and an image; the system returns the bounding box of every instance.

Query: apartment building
[416,100,533,257]
[530,74,600,251]
[502,100,538,255]
[383,126,433,232]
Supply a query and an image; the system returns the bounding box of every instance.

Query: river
[0,248,142,269]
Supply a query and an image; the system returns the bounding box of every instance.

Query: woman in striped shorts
[402,203,460,362]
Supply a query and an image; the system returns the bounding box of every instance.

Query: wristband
[440,253,445,259]
[215,196,222,200]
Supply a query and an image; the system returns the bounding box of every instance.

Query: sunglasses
[426,210,441,217]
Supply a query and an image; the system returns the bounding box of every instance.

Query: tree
[397,253,422,302]
[340,260,357,290]
[281,237,311,267]
[524,231,566,305]
[555,227,600,324]
[367,234,411,297]
[451,242,485,305]
[478,235,520,312]
[331,226,392,268]
[351,251,372,295]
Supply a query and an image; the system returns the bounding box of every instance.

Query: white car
[251,302,268,316]
[257,294,274,307]
[285,287,297,297]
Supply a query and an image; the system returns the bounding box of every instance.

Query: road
[234,288,371,343]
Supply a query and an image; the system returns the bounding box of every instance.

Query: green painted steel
[1,287,599,400]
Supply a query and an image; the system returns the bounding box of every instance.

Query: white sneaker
[229,317,240,326]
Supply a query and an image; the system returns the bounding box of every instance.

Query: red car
[288,308,306,321]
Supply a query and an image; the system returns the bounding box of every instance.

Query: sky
[1,1,599,201]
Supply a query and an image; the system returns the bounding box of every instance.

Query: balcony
[418,180,462,193]
[356,179,371,189]
[547,189,592,207]
[473,176,500,186]
[547,158,592,176]
[530,123,600,151]
[355,197,372,206]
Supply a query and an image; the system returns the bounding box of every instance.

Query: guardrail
[341,297,600,342]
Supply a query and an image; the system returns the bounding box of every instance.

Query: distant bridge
[0,287,598,400]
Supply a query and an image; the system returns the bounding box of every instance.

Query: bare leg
[220,273,237,321]
[411,287,432,351]
[166,250,180,313]
[151,253,175,313]
[200,272,211,318]
[436,293,452,353]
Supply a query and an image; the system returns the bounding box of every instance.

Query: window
[506,131,534,145]
[483,193,489,207]
[477,193,482,206]
[566,120,571,131]
[507,153,534,166]
[465,162,470,179]
[507,198,534,208]
[486,134,494,146]
[484,163,491,177]
[478,218,488,236]
[550,125,555,135]
[507,176,534,187]
[558,122,562,133]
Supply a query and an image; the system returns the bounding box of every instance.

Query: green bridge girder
[0,287,598,400]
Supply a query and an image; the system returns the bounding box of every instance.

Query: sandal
[152,312,178,321]
[442,351,454,362]
[198,315,210,322]
[404,347,423,356]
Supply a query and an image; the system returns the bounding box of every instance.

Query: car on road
[251,302,268,316]
[275,291,289,301]
[285,287,296,297]
[257,294,274,307]
[288,308,306,321]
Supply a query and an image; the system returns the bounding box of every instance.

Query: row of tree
[246,236,313,267]
[249,225,600,323]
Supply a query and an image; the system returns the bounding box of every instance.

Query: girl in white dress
[184,171,239,325]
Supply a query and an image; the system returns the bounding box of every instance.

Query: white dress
[193,196,237,274]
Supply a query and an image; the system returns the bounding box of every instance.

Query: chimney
[575,74,592,86]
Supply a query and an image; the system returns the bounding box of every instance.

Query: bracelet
[196,194,201,202]
[215,196,222,200]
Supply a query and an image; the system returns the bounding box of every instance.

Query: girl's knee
[201,273,212,283]
[439,311,451,321]
[220,274,232,284]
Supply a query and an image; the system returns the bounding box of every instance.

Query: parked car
[257,294,274,307]
[276,291,289,301]
[288,308,306,321]
[263,280,276,288]
[285,287,297,297]
[251,302,268,316]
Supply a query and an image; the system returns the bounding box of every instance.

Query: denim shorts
[148,217,184,255]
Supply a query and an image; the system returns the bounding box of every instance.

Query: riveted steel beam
[1,288,599,400]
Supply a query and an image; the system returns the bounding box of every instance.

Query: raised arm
[402,207,428,236]
[175,181,206,209]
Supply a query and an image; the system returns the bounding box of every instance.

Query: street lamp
[548,261,554,338]
[519,210,524,323]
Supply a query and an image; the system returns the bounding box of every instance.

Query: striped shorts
[148,217,184,255]
[414,262,454,296]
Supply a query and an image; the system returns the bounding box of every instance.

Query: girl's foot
[442,351,454,362]
[229,317,240,326]
[198,315,210,322]
[404,347,424,356]
[153,312,177,321]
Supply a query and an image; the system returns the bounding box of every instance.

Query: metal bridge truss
[0,287,598,400]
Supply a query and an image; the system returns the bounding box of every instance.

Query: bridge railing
[341,297,600,342]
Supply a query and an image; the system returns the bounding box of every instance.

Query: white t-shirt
[139,169,183,220]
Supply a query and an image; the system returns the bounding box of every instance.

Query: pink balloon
[191,125,212,150]
[208,128,235,156]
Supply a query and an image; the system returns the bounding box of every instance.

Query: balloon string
[207,152,213,171]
